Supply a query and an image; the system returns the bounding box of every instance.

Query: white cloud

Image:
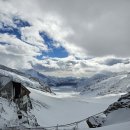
[0,34,39,69]
[0,0,129,77]
[31,56,130,77]
[21,26,47,50]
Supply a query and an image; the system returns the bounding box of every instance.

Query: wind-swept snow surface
[28,87,129,129]
[0,85,130,129]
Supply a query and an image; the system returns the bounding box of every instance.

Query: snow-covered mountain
[26,67,130,97]
[0,64,130,129]
[26,69,130,97]
[76,71,116,91]
[26,69,79,87]
[80,72,130,96]
[0,64,79,89]
[1,64,130,96]
[0,64,52,93]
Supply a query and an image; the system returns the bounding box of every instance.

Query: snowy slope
[0,64,79,88]
[0,65,52,92]
[28,88,130,130]
[77,71,115,92]
[81,72,130,96]
[28,87,123,129]
[0,78,129,129]
[0,81,130,129]
[81,121,130,130]
[86,92,130,129]
[0,97,38,128]
[0,65,130,129]
[94,121,130,130]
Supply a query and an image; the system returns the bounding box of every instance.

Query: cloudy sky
[0,0,129,77]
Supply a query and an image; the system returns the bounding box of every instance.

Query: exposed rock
[86,92,130,128]
[104,92,130,115]
[86,116,106,128]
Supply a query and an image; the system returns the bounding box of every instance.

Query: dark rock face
[86,116,105,128]
[118,92,130,101]
[104,92,130,115]
[86,92,130,128]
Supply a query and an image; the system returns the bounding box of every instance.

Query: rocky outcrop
[86,92,130,128]
[86,116,106,128]
[104,92,130,115]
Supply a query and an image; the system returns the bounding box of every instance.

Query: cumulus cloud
[1,0,129,57]
[0,0,129,77]
[0,34,39,69]
[31,56,130,77]
[38,0,130,57]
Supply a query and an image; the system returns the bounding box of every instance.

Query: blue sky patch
[0,17,68,59]
[37,46,69,59]
[39,32,55,48]
[0,17,30,39]
[38,32,68,59]
[0,22,21,39]
[13,17,31,28]
[0,42,10,45]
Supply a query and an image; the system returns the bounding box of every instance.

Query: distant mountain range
[0,64,130,96]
